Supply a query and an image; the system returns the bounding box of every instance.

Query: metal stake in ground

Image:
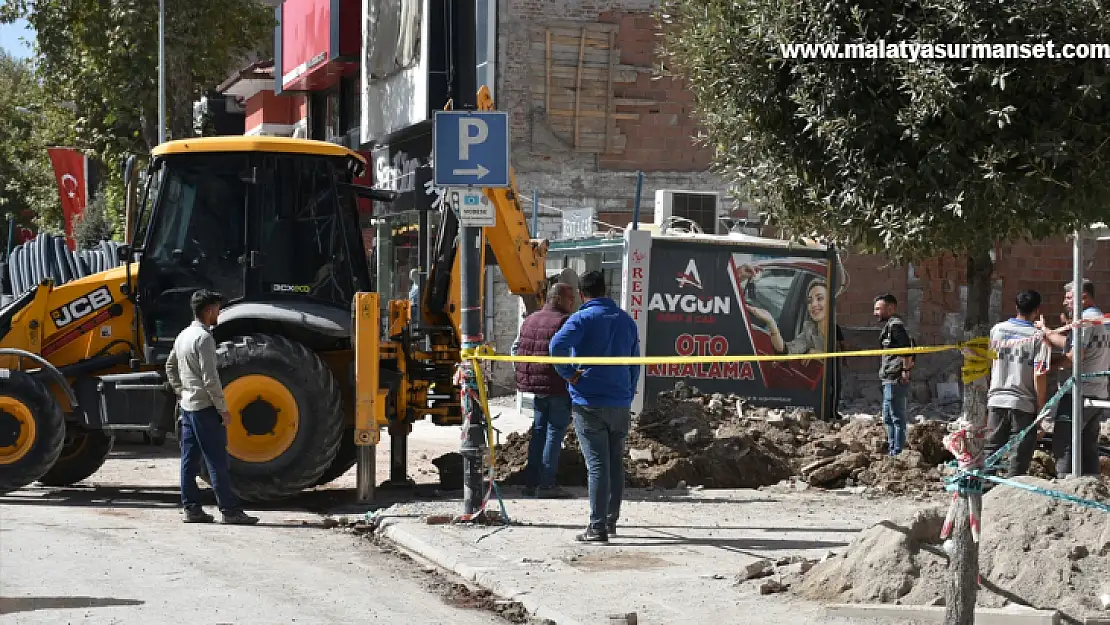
[1070,230,1084,478]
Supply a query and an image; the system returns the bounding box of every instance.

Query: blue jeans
[180,406,241,514]
[573,405,630,533]
[525,394,572,489]
[881,382,908,454]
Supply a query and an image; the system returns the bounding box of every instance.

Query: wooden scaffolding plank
[531,43,613,65]
[530,66,644,84]
[545,30,552,114]
[548,34,612,49]
[573,27,587,148]
[544,21,618,34]
[546,109,640,121]
[542,94,623,110]
[605,30,616,153]
[533,26,612,43]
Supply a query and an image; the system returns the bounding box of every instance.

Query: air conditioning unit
[654,190,722,235]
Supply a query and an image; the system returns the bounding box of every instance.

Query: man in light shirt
[166,290,258,525]
[985,290,1048,477]
[1042,279,1109,476]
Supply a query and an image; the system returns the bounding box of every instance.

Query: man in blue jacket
[549,270,640,543]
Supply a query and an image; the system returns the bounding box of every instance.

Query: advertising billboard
[640,238,836,413]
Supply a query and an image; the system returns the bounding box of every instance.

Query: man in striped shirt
[985,290,1048,477]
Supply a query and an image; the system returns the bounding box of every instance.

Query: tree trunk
[944,495,980,625]
[945,249,994,625]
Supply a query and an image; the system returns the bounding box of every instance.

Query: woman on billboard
[746,279,829,355]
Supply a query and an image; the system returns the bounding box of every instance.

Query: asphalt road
[0,453,508,625]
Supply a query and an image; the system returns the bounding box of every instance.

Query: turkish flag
[46,147,88,250]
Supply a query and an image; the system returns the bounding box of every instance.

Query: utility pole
[453,0,487,517]
[1071,229,1083,478]
[158,0,166,145]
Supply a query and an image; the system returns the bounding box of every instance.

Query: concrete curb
[380,520,587,625]
[825,604,1060,625]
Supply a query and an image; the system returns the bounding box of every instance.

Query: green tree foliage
[72,187,115,249]
[0,0,274,227]
[660,1,1110,264]
[0,50,75,231]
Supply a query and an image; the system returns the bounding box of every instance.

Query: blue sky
[0,18,34,59]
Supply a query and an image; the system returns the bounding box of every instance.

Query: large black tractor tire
[0,371,65,494]
[216,334,344,502]
[37,426,114,486]
[312,427,357,487]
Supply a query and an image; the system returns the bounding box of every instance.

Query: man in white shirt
[166,290,258,525]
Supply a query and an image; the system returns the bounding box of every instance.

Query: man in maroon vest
[512,282,577,498]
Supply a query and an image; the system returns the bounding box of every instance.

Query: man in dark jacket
[550,271,640,543]
[874,293,915,456]
[513,283,576,498]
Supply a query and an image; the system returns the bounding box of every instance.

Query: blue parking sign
[433,111,510,188]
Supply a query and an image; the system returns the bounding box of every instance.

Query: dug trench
[494,382,957,494]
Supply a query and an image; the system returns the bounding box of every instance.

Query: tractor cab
[131,137,376,362]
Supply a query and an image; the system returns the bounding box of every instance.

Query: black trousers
[984,407,1037,477]
[1053,395,1102,477]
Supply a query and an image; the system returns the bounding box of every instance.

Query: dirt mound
[494,382,953,493]
[797,477,1110,621]
[494,429,590,486]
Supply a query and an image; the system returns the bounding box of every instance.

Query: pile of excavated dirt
[494,382,953,492]
[797,477,1110,621]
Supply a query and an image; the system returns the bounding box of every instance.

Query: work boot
[221,510,260,525]
[183,507,214,523]
[537,486,573,499]
[606,522,617,536]
[575,528,608,543]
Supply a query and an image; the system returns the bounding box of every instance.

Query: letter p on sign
[459,118,488,161]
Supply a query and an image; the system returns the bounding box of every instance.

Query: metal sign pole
[450,0,488,517]
[157,0,166,145]
[1071,230,1083,478]
[459,216,487,515]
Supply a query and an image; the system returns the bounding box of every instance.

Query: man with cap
[166,289,259,525]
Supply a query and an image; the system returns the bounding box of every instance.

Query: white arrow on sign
[452,164,490,179]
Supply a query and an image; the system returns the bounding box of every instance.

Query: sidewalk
[376,487,935,625]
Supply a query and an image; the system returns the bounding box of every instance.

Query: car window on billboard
[366,0,422,80]
[742,268,793,332]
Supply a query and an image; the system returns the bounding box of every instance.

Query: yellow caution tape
[462,342,982,365]
[461,338,999,387]
[959,337,997,384]
[468,354,497,469]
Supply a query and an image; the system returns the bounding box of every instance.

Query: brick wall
[499,0,738,223]
[834,238,1110,405]
[489,0,741,396]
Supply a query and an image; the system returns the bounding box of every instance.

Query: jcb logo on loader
[271,284,311,294]
[51,286,114,329]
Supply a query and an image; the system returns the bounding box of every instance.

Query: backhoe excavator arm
[475,86,549,314]
[424,86,550,334]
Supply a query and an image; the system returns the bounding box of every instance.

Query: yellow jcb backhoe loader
[0,87,548,501]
